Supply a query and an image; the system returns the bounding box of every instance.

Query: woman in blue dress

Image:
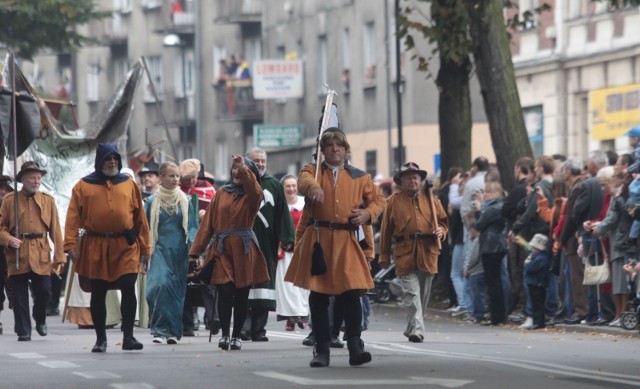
[145,162,199,344]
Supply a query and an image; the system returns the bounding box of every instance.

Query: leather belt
[85,230,126,238]
[20,233,43,239]
[395,233,435,243]
[309,219,358,231]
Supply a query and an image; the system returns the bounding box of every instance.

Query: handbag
[583,237,611,285]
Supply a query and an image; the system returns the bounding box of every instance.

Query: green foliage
[0,0,111,59]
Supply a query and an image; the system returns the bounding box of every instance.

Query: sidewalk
[370,300,639,337]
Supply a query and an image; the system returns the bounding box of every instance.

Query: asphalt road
[1,302,639,388]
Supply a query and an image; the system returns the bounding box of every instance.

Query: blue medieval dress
[144,194,198,340]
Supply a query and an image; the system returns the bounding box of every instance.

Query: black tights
[90,273,138,341]
[217,282,250,338]
[310,289,362,344]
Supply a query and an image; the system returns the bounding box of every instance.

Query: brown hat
[0,175,12,183]
[16,161,47,183]
[393,162,427,185]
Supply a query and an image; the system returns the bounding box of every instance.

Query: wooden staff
[9,52,19,269]
[61,255,76,323]
[426,180,442,250]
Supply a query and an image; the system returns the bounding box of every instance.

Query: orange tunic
[379,190,448,276]
[0,191,66,276]
[64,178,151,282]
[189,166,269,288]
[285,163,386,295]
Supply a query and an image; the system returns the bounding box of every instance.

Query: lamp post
[163,33,189,159]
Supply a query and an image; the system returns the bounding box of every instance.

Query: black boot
[347,337,371,366]
[309,342,330,368]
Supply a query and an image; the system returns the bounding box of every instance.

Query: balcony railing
[214,79,263,121]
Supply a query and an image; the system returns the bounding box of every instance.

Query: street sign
[253,124,303,148]
[252,60,304,99]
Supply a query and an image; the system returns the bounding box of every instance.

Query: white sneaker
[608,318,621,327]
[152,337,165,344]
[167,336,178,344]
[446,306,459,312]
[518,317,533,329]
[451,307,468,317]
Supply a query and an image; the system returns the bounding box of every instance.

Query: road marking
[255,371,473,387]
[9,353,46,359]
[38,360,81,368]
[109,384,155,389]
[369,343,640,387]
[73,371,122,379]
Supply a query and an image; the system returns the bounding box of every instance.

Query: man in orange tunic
[379,162,448,343]
[285,128,386,368]
[0,162,65,341]
[64,143,151,353]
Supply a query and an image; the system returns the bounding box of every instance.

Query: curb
[370,301,639,337]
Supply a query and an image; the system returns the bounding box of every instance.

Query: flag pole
[8,52,20,269]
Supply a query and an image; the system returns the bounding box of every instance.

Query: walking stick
[61,255,76,323]
[8,52,20,270]
[425,180,442,250]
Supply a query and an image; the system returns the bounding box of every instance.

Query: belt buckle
[328,222,336,230]
[105,232,115,238]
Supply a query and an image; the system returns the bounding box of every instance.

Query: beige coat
[379,189,448,276]
[285,163,385,295]
[64,178,151,282]
[0,191,65,276]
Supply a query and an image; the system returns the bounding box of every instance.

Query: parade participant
[179,159,215,219]
[139,160,160,199]
[145,162,198,344]
[275,174,308,331]
[0,175,14,335]
[189,155,269,351]
[285,127,386,368]
[379,162,448,343]
[64,143,151,352]
[0,162,65,341]
[242,147,295,341]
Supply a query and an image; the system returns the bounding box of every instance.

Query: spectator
[524,234,551,330]
[474,181,508,325]
[624,126,640,174]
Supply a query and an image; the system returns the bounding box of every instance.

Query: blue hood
[82,143,129,185]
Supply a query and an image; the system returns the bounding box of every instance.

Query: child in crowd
[524,234,551,330]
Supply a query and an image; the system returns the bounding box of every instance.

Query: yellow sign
[590,83,640,140]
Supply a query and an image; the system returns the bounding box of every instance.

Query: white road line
[37,361,81,368]
[9,353,46,359]
[109,384,155,389]
[73,371,122,379]
[369,343,640,387]
[255,371,473,387]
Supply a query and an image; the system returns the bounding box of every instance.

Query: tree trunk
[436,55,472,182]
[467,0,533,191]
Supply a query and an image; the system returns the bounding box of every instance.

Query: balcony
[214,79,263,121]
[103,15,128,46]
[215,0,262,24]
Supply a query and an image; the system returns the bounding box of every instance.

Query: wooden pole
[427,184,442,250]
[9,52,19,269]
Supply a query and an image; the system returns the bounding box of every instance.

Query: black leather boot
[347,337,371,366]
[309,342,330,367]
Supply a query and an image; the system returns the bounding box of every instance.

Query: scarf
[149,185,190,255]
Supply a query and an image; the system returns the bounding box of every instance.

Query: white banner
[252,60,303,99]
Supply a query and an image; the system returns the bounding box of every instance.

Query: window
[363,21,377,86]
[342,28,351,70]
[216,141,229,181]
[518,0,538,30]
[277,45,286,59]
[317,35,328,93]
[174,50,194,98]
[365,150,377,177]
[213,45,227,84]
[87,64,100,102]
[113,58,129,86]
[523,105,544,157]
[141,0,162,10]
[143,56,163,103]
[113,0,132,13]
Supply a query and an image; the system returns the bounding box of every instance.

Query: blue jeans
[545,273,558,317]
[450,243,467,309]
[500,255,511,313]
[468,272,486,320]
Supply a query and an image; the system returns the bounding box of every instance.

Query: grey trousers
[399,270,434,338]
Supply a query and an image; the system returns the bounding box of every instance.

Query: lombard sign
[590,83,640,140]
[253,124,303,148]
[252,60,304,99]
